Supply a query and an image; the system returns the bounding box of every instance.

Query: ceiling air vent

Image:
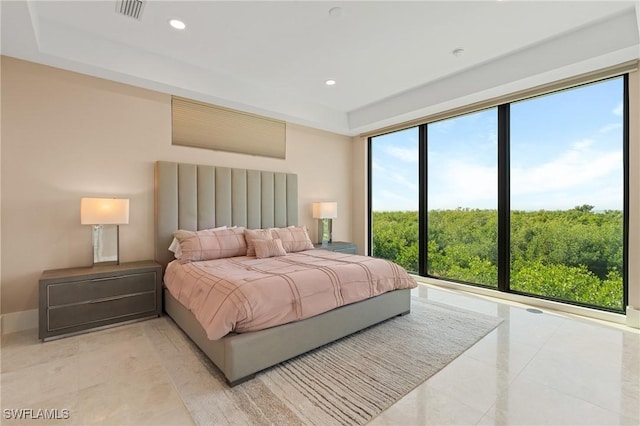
[116,0,145,20]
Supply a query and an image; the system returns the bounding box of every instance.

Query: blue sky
[371,77,624,212]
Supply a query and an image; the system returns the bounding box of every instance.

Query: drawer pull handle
[49,291,155,308]
[88,295,130,303]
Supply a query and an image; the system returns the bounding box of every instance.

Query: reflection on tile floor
[2,283,639,425]
[371,285,640,426]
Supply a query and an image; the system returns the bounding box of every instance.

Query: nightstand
[39,260,162,341]
[313,241,358,254]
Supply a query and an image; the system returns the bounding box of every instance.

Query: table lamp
[312,202,337,246]
[81,197,129,265]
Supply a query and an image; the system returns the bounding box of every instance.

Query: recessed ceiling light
[325,79,336,86]
[169,19,186,30]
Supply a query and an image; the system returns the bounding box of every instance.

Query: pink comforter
[164,249,417,340]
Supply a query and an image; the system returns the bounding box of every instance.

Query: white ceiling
[2,1,639,135]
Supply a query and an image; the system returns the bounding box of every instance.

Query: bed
[155,161,416,386]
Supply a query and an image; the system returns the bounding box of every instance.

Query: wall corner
[626,305,640,329]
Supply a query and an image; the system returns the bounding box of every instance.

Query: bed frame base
[164,287,411,386]
[227,374,256,387]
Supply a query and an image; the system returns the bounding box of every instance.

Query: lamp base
[317,218,333,246]
[92,225,121,266]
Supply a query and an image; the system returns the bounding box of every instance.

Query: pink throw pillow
[271,226,314,253]
[244,228,274,257]
[253,238,287,259]
[173,227,246,263]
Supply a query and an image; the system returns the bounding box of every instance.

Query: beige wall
[352,70,640,313]
[0,56,353,315]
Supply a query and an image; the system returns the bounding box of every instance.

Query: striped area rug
[145,297,502,425]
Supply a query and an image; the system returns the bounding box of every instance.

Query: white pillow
[168,225,227,258]
[168,237,182,258]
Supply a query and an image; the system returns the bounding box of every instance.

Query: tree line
[372,206,623,310]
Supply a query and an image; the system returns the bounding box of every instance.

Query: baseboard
[415,276,640,330]
[1,309,38,335]
[627,305,640,329]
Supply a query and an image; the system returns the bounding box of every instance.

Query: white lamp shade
[312,202,338,219]
[81,198,130,225]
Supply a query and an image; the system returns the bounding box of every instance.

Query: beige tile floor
[2,283,639,425]
[372,285,640,425]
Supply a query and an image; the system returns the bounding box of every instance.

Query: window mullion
[418,124,428,276]
[367,137,373,256]
[623,74,630,310]
[498,104,510,292]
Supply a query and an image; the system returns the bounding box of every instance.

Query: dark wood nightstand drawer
[48,272,156,306]
[39,261,162,340]
[48,292,157,331]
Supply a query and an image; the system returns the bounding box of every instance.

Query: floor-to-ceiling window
[509,78,625,310]
[369,75,627,312]
[427,109,498,287]
[370,127,419,273]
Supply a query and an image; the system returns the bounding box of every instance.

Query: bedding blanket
[164,249,417,340]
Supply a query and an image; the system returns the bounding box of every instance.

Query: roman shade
[172,96,286,159]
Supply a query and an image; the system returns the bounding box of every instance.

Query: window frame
[368,74,629,313]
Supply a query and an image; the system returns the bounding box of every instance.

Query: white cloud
[612,102,623,116]
[512,185,623,211]
[512,149,618,194]
[389,172,417,192]
[385,146,418,163]
[430,119,455,133]
[599,123,622,133]
[371,157,418,210]
[429,161,497,209]
[374,128,623,211]
[571,139,594,150]
[510,139,622,209]
[486,130,497,146]
[373,190,417,211]
[426,138,622,210]
[378,190,407,202]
